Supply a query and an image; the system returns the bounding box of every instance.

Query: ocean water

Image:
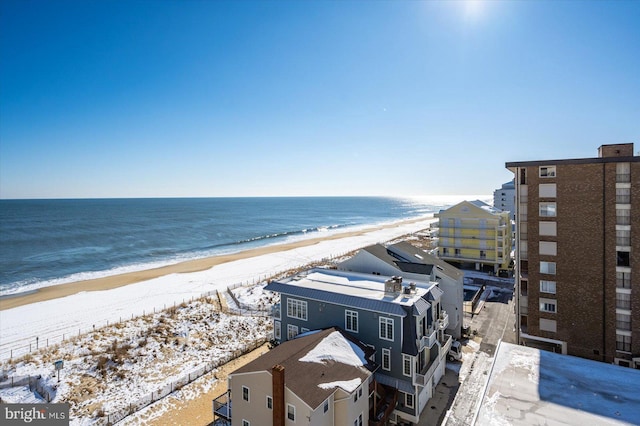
[0,197,465,295]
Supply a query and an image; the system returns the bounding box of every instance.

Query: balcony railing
[438,311,449,331]
[413,358,439,387]
[440,333,452,358]
[212,391,232,423]
[417,330,437,352]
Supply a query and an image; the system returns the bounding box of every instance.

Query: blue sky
[1,0,638,199]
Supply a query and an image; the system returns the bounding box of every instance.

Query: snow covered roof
[475,342,640,425]
[469,199,502,214]
[265,268,432,317]
[231,327,377,409]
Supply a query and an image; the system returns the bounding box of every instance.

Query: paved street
[420,281,516,426]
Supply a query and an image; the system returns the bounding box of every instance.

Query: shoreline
[0,215,433,311]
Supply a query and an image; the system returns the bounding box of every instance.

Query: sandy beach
[0,215,437,425]
[0,216,431,311]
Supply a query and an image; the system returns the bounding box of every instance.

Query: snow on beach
[0,291,273,424]
[0,216,436,360]
[0,216,436,423]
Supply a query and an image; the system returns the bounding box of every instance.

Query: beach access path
[0,215,436,361]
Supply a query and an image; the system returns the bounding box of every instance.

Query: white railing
[440,333,452,359]
[417,329,437,352]
[414,358,439,387]
[438,311,449,330]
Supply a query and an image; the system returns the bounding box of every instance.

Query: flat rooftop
[266,268,439,317]
[475,342,640,425]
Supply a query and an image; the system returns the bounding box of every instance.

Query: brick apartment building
[506,143,639,367]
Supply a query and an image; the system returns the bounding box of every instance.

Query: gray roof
[265,281,410,317]
[374,372,414,394]
[361,244,435,275]
[387,241,464,281]
[232,327,377,409]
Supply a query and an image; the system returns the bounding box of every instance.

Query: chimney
[272,364,285,426]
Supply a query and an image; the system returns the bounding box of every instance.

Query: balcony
[440,333,452,358]
[417,329,437,352]
[212,391,232,423]
[369,382,398,426]
[438,311,449,331]
[413,355,439,387]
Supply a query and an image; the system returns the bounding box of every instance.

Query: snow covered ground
[0,216,436,361]
[0,216,436,424]
[0,285,274,425]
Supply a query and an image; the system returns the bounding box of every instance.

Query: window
[267,396,273,410]
[539,241,557,256]
[442,247,449,256]
[242,420,250,426]
[539,221,557,236]
[273,304,281,319]
[520,280,528,297]
[540,280,556,294]
[286,298,307,320]
[301,327,309,334]
[454,248,461,256]
[379,317,394,341]
[354,413,363,426]
[616,230,631,246]
[616,187,631,204]
[616,163,631,183]
[242,386,250,402]
[540,298,556,313]
[616,293,631,310]
[274,321,281,340]
[616,334,632,352]
[287,404,296,421]
[617,251,630,267]
[617,313,631,331]
[539,166,556,177]
[324,400,329,413]
[617,272,632,289]
[539,318,557,332]
[287,324,299,340]
[382,348,391,371]
[539,183,557,198]
[539,202,557,217]
[617,208,631,225]
[405,393,415,408]
[480,250,487,259]
[402,354,412,377]
[346,310,359,332]
[540,261,556,275]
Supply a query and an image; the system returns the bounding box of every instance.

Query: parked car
[448,340,462,361]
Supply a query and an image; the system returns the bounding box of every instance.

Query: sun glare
[463,0,485,20]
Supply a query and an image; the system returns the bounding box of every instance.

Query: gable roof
[360,244,434,275]
[232,327,377,409]
[439,199,505,218]
[387,241,464,281]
